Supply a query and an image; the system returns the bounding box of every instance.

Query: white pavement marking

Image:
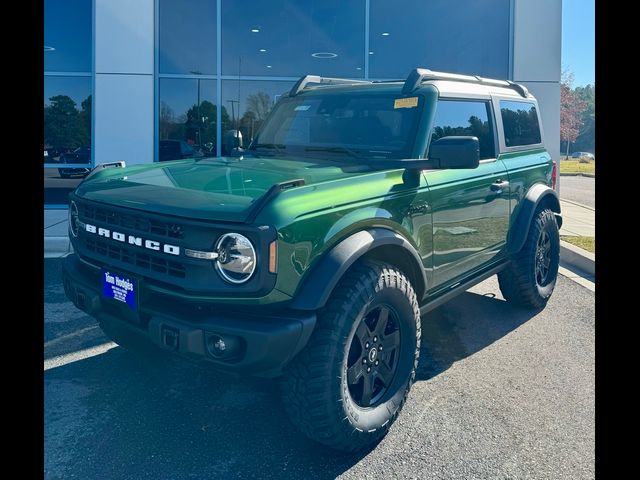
[559,266,595,292]
[44,325,100,348]
[44,342,118,371]
[560,198,595,211]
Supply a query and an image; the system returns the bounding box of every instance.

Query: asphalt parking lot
[44,258,594,480]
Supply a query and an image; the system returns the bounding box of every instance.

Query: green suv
[62,68,562,452]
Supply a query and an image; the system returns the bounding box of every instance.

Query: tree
[560,71,587,158]
[573,84,595,153]
[80,95,92,144]
[246,91,272,122]
[44,95,87,149]
[159,101,175,139]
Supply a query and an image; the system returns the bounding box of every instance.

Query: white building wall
[512,0,562,161]
[94,0,155,165]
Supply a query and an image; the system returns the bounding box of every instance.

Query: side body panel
[424,160,510,289]
[491,95,554,232]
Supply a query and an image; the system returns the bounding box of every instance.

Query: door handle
[490,180,509,193]
[407,202,429,216]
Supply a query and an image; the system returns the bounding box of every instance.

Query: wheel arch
[289,228,427,311]
[507,183,562,255]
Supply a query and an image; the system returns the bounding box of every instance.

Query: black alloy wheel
[535,230,552,286]
[346,305,401,407]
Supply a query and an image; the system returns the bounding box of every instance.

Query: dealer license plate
[102,269,137,311]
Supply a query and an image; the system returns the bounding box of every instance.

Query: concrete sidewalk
[558,199,595,237]
[44,209,72,258]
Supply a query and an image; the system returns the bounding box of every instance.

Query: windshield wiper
[247,143,287,156]
[303,146,360,158]
[251,143,287,151]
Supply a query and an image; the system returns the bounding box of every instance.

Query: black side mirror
[428,136,480,169]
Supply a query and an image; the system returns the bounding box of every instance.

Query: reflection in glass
[253,94,423,159]
[221,81,294,155]
[370,0,509,79]
[430,101,495,159]
[44,0,92,72]
[159,0,217,74]
[44,76,92,162]
[500,101,542,147]
[159,78,218,161]
[44,168,84,205]
[221,0,364,77]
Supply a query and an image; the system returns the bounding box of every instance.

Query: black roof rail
[401,68,530,98]
[289,75,372,97]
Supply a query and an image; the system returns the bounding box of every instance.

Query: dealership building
[44,0,561,251]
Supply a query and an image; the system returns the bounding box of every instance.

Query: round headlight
[69,201,79,237]
[215,233,256,284]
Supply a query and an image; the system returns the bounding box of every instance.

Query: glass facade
[220,80,294,154]
[44,0,93,206]
[157,0,512,163]
[221,0,365,77]
[159,0,217,75]
[369,0,511,79]
[44,0,514,205]
[159,78,217,160]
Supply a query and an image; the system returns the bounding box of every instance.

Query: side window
[430,100,495,160]
[500,100,541,147]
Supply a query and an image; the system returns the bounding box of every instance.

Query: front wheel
[281,260,421,452]
[498,207,560,309]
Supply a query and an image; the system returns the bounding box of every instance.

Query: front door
[423,99,510,289]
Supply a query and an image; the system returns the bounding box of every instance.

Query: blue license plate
[102,269,137,311]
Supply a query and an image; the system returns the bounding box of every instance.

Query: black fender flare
[507,183,562,255]
[289,228,427,311]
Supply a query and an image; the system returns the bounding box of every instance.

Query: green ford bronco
[63,68,562,452]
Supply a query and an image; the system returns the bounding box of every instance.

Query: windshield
[250,93,423,160]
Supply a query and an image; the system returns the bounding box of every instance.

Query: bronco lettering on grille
[83,223,180,256]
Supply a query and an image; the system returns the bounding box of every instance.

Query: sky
[562,0,595,86]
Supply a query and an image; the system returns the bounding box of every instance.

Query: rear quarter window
[500,100,541,147]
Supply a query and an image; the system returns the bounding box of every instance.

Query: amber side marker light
[269,241,278,273]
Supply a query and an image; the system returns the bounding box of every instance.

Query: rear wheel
[281,260,421,452]
[498,207,560,309]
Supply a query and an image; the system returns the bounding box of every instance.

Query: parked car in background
[44,147,67,163]
[571,151,595,162]
[159,139,204,162]
[58,147,92,178]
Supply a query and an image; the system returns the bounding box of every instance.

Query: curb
[44,236,73,258]
[560,240,595,277]
[559,198,595,211]
[560,172,595,178]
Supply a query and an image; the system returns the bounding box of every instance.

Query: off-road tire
[281,260,421,452]
[498,207,560,309]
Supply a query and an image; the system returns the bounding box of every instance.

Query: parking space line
[44,342,118,371]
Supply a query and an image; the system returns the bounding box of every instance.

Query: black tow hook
[161,326,180,351]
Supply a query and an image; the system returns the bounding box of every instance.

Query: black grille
[82,204,184,239]
[85,238,186,278]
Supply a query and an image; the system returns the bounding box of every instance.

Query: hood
[74,156,368,222]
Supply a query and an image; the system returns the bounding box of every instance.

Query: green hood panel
[74,156,367,222]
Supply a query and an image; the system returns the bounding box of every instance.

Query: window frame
[44,0,95,208]
[492,96,545,153]
[426,95,499,163]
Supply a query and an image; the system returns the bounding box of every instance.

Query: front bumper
[62,254,316,377]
